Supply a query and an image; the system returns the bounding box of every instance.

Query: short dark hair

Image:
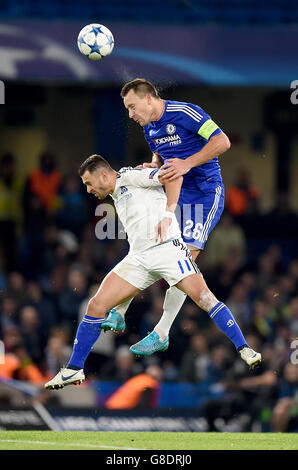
[78,154,112,177]
[120,78,159,99]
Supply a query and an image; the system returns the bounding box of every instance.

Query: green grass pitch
[0,431,297,450]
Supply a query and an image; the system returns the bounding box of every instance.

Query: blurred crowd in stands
[0,150,297,432]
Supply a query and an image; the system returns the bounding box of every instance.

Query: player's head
[78,154,115,199]
[121,78,162,127]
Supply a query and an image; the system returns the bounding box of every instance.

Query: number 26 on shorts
[183,219,203,240]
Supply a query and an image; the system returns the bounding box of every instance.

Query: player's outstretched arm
[161,132,231,181]
[155,175,183,242]
[160,175,183,213]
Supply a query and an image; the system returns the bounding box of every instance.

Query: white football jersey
[110,167,181,253]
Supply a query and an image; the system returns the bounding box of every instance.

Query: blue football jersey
[144,100,223,190]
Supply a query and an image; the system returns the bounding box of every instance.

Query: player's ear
[102,170,110,182]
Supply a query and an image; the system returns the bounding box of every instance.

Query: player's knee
[86,295,106,317]
[197,289,218,311]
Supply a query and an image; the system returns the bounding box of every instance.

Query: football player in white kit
[45,154,261,390]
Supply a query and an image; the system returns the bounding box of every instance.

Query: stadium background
[0,0,297,433]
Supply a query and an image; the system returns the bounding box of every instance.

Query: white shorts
[112,238,200,290]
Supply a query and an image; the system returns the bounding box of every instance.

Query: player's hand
[159,158,191,181]
[155,216,173,243]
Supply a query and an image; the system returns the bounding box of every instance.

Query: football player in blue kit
[101,78,231,356]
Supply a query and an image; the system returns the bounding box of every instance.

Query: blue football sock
[67,314,105,370]
[208,302,248,351]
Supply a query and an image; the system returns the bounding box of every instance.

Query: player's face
[81,169,111,200]
[123,89,153,127]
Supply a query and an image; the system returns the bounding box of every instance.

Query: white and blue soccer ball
[77,24,114,60]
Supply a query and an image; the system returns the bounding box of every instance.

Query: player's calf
[66,315,104,372]
[45,314,104,390]
[177,277,262,369]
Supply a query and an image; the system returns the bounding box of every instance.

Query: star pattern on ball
[77,24,114,60]
[107,35,114,47]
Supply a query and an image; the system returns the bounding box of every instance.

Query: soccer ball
[77,24,114,60]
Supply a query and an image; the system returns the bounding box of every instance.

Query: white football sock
[113,298,133,318]
[154,285,187,340]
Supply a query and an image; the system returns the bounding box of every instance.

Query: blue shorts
[175,182,225,250]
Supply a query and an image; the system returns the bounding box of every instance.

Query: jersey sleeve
[119,167,162,188]
[179,103,222,141]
